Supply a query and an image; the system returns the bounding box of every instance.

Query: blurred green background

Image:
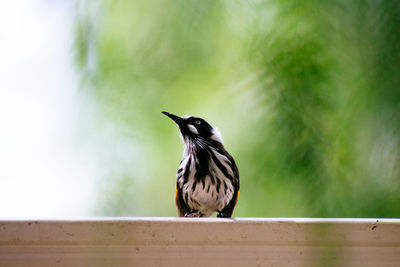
[75,0,400,217]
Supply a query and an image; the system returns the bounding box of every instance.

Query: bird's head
[162,111,223,144]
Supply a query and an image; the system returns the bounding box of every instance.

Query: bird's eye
[195,120,201,125]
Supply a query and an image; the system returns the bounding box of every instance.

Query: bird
[162,111,240,218]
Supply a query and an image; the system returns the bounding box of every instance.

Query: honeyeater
[162,111,240,218]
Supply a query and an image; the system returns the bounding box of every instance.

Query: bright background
[1,0,399,218]
[0,0,101,217]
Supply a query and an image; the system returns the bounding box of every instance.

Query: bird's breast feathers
[177,153,235,215]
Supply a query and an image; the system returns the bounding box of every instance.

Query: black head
[162,111,223,144]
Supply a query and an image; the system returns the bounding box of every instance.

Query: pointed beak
[162,111,183,125]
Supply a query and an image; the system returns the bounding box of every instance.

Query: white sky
[0,0,99,217]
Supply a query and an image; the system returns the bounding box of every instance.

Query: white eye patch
[188,124,199,135]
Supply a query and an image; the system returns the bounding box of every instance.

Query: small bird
[162,111,240,218]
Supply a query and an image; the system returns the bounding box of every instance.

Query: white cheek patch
[188,124,199,135]
[210,128,224,144]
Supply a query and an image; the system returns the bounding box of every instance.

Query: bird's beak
[162,111,183,125]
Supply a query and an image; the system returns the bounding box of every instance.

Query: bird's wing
[175,183,191,217]
[218,155,240,218]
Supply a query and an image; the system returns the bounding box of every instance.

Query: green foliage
[75,0,400,217]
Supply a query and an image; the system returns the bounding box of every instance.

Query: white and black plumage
[162,111,240,218]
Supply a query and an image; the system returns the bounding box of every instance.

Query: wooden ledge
[0,218,399,266]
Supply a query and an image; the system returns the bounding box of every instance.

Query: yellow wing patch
[235,190,240,206]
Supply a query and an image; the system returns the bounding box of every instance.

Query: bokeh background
[1,0,399,218]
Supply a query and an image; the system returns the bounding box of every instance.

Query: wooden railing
[0,218,399,266]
